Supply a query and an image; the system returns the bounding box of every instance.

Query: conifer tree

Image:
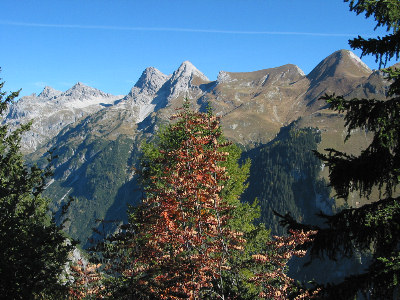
[0,72,74,299]
[279,1,400,298]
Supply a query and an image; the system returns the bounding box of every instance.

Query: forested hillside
[242,123,332,234]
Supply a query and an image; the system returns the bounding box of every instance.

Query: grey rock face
[120,67,170,123]
[38,86,62,99]
[132,67,170,96]
[5,61,210,153]
[162,61,210,101]
[4,83,122,153]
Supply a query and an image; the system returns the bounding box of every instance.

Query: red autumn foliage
[68,259,103,299]
[83,106,318,299]
[129,109,246,299]
[251,229,319,299]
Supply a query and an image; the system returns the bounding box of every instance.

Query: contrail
[0,21,368,37]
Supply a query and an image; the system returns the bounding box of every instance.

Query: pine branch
[277,196,400,260]
[349,31,400,67]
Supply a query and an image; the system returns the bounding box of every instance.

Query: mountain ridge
[7,50,393,244]
[7,50,390,153]
[4,82,123,152]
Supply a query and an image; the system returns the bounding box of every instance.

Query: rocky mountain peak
[163,61,210,100]
[5,81,122,153]
[38,86,62,99]
[307,49,372,83]
[172,60,210,81]
[64,82,87,93]
[172,61,209,82]
[67,82,91,92]
[62,82,112,100]
[132,67,169,96]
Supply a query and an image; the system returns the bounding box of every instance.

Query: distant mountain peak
[172,61,209,82]
[307,49,372,83]
[38,86,62,99]
[69,82,90,90]
[179,60,198,71]
[161,61,210,100]
[63,82,113,100]
[217,64,305,86]
[133,67,169,95]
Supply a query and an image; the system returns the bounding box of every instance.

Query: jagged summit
[62,82,115,101]
[38,86,62,99]
[6,81,122,153]
[172,61,209,82]
[163,61,210,100]
[74,81,85,87]
[307,49,372,83]
[132,67,170,96]
[119,67,170,123]
[65,81,94,93]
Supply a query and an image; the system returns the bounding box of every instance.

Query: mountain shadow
[241,122,333,235]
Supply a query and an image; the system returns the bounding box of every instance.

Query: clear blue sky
[0,0,393,97]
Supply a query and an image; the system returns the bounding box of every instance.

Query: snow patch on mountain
[294,65,305,77]
[347,50,371,72]
[4,83,123,153]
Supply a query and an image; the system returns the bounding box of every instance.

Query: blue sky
[0,0,393,97]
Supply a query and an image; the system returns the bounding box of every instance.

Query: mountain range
[4,49,391,246]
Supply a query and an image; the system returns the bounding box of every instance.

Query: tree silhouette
[279,1,400,298]
[0,71,74,299]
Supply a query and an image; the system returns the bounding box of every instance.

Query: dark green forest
[242,123,331,234]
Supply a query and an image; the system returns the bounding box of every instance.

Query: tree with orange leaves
[91,104,317,299]
[68,259,104,299]
[122,106,246,299]
[251,229,319,300]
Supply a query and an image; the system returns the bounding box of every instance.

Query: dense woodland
[0,0,400,299]
[243,124,330,235]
